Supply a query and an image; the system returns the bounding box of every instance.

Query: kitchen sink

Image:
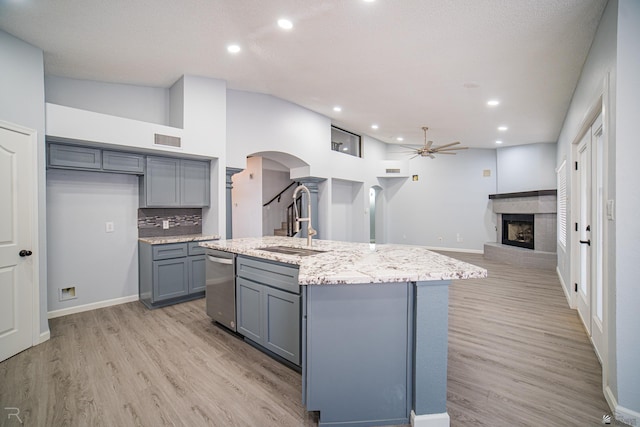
[257,245,327,257]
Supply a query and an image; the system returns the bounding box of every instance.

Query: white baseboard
[38,329,51,344]
[556,266,574,308]
[48,294,139,319]
[426,246,484,254]
[411,411,450,427]
[604,386,640,427]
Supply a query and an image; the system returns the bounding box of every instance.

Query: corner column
[412,280,451,427]
[225,167,243,239]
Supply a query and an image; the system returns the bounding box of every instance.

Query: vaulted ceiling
[0,0,606,148]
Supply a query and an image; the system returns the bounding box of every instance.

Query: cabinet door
[263,286,300,365]
[48,144,101,170]
[145,157,180,207]
[188,255,206,294]
[236,277,263,343]
[180,159,210,207]
[103,150,145,174]
[152,258,188,302]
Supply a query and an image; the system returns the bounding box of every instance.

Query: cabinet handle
[207,255,234,265]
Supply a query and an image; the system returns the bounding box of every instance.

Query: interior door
[590,116,605,361]
[576,132,591,333]
[0,123,35,362]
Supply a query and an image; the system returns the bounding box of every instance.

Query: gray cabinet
[48,143,102,170]
[139,240,211,309]
[236,256,300,366]
[102,150,145,173]
[140,156,210,208]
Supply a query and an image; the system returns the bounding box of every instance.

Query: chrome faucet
[292,184,317,247]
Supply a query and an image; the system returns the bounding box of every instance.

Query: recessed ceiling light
[333,106,342,112]
[397,137,404,142]
[487,100,500,107]
[495,140,503,144]
[498,126,508,131]
[278,19,293,30]
[371,124,379,130]
[227,44,241,54]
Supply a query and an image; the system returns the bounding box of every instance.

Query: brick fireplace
[484,190,557,270]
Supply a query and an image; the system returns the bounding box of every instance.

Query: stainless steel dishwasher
[205,249,236,331]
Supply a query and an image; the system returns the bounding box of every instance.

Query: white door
[0,123,35,362]
[574,113,606,363]
[576,132,591,333]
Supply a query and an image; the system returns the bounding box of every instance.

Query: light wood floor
[0,254,610,426]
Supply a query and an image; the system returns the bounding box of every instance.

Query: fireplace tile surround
[485,190,557,270]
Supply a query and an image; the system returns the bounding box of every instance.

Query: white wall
[0,30,48,336]
[232,156,263,238]
[45,75,170,125]
[496,143,557,193]
[331,179,365,242]
[384,148,497,251]
[614,0,640,414]
[46,170,139,312]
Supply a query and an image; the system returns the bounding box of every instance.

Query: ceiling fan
[400,127,468,159]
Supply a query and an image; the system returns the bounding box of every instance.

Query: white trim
[424,246,483,254]
[38,330,50,344]
[0,120,42,350]
[48,294,139,319]
[410,410,450,427]
[604,386,640,427]
[556,266,574,308]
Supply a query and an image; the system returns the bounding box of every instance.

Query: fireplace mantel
[489,189,557,200]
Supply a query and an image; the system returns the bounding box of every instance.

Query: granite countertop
[139,234,220,245]
[200,236,487,285]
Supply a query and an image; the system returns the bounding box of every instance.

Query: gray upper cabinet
[181,159,210,207]
[102,150,145,174]
[141,156,210,208]
[48,143,102,170]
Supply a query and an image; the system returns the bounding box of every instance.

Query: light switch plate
[105,222,115,233]
[162,220,170,229]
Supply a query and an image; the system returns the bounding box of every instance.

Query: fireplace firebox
[502,214,534,250]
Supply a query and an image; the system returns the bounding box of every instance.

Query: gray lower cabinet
[236,256,301,366]
[139,241,211,308]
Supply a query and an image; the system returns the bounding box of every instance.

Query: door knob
[579,240,591,246]
[19,250,32,257]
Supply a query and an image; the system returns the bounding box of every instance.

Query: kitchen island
[200,236,487,427]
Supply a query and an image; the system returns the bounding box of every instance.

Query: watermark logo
[603,414,612,424]
[602,412,637,426]
[4,407,23,424]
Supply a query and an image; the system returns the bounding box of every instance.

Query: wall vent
[154,133,181,148]
[385,168,401,174]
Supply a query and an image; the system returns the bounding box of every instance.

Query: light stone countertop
[139,234,220,245]
[200,236,487,285]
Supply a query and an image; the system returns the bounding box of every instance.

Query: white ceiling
[0,0,606,148]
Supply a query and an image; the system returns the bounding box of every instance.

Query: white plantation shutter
[557,161,567,248]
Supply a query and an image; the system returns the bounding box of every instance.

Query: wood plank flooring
[0,253,610,426]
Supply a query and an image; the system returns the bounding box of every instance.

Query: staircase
[274,222,289,236]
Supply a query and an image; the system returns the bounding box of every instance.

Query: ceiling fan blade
[428,154,436,159]
[426,140,434,150]
[435,152,457,155]
[399,144,422,150]
[410,154,420,159]
[433,141,461,150]
[434,146,469,152]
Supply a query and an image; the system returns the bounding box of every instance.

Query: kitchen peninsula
[200,236,487,427]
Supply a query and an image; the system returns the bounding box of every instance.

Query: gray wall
[557,0,640,416]
[46,170,139,312]
[0,30,48,336]
[497,143,557,193]
[45,75,170,125]
[384,148,497,251]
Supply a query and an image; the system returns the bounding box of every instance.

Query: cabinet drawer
[48,144,101,169]
[102,150,145,173]
[187,241,211,256]
[237,256,299,294]
[152,243,188,260]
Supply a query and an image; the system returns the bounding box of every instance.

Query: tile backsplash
[138,208,202,238]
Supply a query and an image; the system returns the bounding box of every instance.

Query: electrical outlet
[105,221,115,233]
[457,233,463,243]
[162,220,170,230]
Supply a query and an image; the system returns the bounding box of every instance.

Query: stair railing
[287,196,302,237]
[263,181,299,207]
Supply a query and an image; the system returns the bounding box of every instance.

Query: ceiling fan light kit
[401,126,469,159]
